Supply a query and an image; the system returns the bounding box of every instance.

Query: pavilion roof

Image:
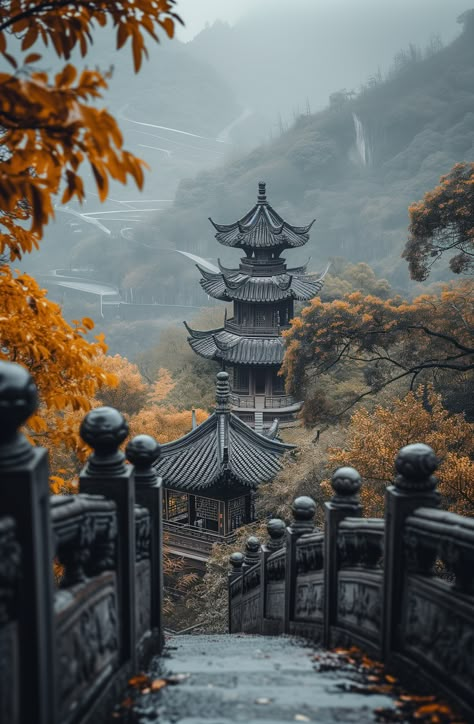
[209,182,315,251]
[153,372,294,491]
[196,265,327,303]
[184,324,285,365]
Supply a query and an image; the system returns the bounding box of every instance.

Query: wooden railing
[228,449,474,721]
[0,361,163,724]
[224,319,283,337]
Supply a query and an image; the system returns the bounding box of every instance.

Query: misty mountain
[25,4,474,320]
[142,9,474,292]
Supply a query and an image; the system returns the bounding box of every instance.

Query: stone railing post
[284,496,316,634]
[243,535,262,567]
[79,407,137,670]
[0,362,57,724]
[381,443,440,661]
[323,467,362,647]
[126,435,163,652]
[228,552,244,632]
[262,519,286,622]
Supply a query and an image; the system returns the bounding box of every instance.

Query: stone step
[129,634,395,723]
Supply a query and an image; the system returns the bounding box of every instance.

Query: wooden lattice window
[167,493,188,520]
[229,496,246,531]
[234,367,249,393]
[195,496,219,521]
[255,308,266,327]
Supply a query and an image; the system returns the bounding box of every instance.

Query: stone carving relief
[337,577,381,634]
[56,575,119,722]
[242,592,260,632]
[403,584,474,694]
[265,583,285,620]
[295,579,324,621]
[135,560,151,643]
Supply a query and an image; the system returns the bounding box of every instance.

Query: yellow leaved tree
[0,1,181,476]
[323,388,474,517]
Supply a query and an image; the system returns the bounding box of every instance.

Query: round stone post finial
[394,443,439,492]
[266,518,286,551]
[291,496,316,534]
[126,434,161,487]
[80,406,129,476]
[331,467,362,504]
[229,551,244,572]
[243,535,261,566]
[0,361,38,466]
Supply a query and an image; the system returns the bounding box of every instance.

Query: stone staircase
[254,410,264,434]
[128,634,395,723]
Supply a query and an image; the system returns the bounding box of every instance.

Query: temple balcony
[225,318,290,337]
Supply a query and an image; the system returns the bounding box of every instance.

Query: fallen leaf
[151,679,167,691]
[128,674,150,688]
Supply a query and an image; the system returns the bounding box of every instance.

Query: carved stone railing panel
[334,519,384,647]
[405,508,474,592]
[135,505,151,648]
[293,532,325,628]
[401,575,474,710]
[337,518,384,569]
[135,505,151,563]
[0,517,21,724]
[336,571,382,637]
[55,571,119,724]
[296,532,324,575]
[265,548,285,623]
[50,494,117,588]
[51,494,119,722]
[242,562,261,633]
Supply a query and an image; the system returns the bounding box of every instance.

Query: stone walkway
[127,634,396,723]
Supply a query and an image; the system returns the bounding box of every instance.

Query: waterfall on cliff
[352,112,372,166]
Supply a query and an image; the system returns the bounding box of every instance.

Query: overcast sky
[174,0,260,40]
[174,0,470,41]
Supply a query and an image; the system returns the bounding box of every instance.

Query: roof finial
[216,371,231,412]
[191,408,197,430]
[258,181,266,203]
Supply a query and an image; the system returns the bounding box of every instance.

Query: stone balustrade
[228,444,474,720]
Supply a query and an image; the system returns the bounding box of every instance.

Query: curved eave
[187,330,285,365]
[210,207,316,249]
[184,321,225,340]
[154,409,294,491]
[204,274,326,303]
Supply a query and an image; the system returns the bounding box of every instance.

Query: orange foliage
[282,281,473,414]
[0,1,180,260]
[129,406,209,444]
[323,388,474,517]
[405,162,474,280]
[0,0,181,485]
[0,266,115,458]
[148,368,176,405]
[97,354,148,415]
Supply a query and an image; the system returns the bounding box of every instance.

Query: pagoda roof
[209,182,315,250]
[185,323,285,365]
[153,372,294,491]
[196,265,327,303]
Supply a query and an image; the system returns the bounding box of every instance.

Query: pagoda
[185,182,326,429]
[154,371,294,560]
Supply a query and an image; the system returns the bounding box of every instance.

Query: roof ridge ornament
[215,370,231,412]
[257,181,267,203]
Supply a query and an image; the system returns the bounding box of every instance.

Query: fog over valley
[21,0,474,356]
